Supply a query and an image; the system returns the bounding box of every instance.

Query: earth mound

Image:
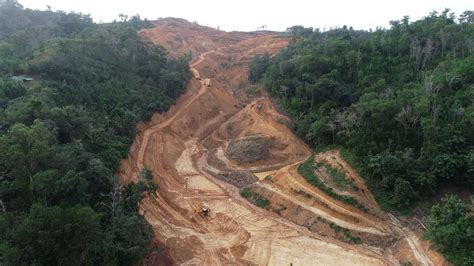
[226,134,272,163]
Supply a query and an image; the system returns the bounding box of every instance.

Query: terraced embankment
[119,18,447,265]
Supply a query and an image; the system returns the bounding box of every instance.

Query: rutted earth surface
[120,18,447,265]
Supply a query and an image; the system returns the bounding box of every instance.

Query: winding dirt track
[119,18,447,265]
[135,50,213,171]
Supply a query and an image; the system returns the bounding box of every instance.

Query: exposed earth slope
[119,18,447,265]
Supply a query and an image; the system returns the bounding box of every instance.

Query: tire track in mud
[276,161,389,231]
[257,182,387,235]
[135,48,220,173]
[388,214,434,266]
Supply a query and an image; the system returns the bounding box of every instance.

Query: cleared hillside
[119,18,447,265]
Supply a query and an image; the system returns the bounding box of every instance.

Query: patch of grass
[240,187,253,198]
[290,187,333,209]
[329,223,362,244]
[329,222,342,233]
[315,160,325,168]
[255,196,270,208]
[323,163,347,189]
[344,231,362,244]
[245,86,260,95]
[339,148,358,169]
[240,187,270,209]
[318,161,358,191]
[298,156,369,212]
[272,205,287,215]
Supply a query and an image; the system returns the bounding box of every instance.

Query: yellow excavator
[199,203,211,217]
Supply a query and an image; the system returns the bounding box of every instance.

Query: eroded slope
[120,18,446,265]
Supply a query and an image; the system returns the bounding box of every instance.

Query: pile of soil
[226,134,272,163]
[216,170,259,188]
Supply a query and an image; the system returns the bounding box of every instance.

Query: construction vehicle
[190,202,213,222]
[199,203,211,217]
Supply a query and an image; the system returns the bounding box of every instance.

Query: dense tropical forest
[250,10,473,265]
[0,1,190,264]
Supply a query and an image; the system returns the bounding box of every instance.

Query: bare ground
[118,18,447,265]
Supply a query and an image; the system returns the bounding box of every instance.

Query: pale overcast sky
[19,0,473,32]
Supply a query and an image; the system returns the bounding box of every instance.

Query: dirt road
[119,18,446,265]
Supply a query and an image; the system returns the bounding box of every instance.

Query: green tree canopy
[425,195,474,265]
[0,4,189,264]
